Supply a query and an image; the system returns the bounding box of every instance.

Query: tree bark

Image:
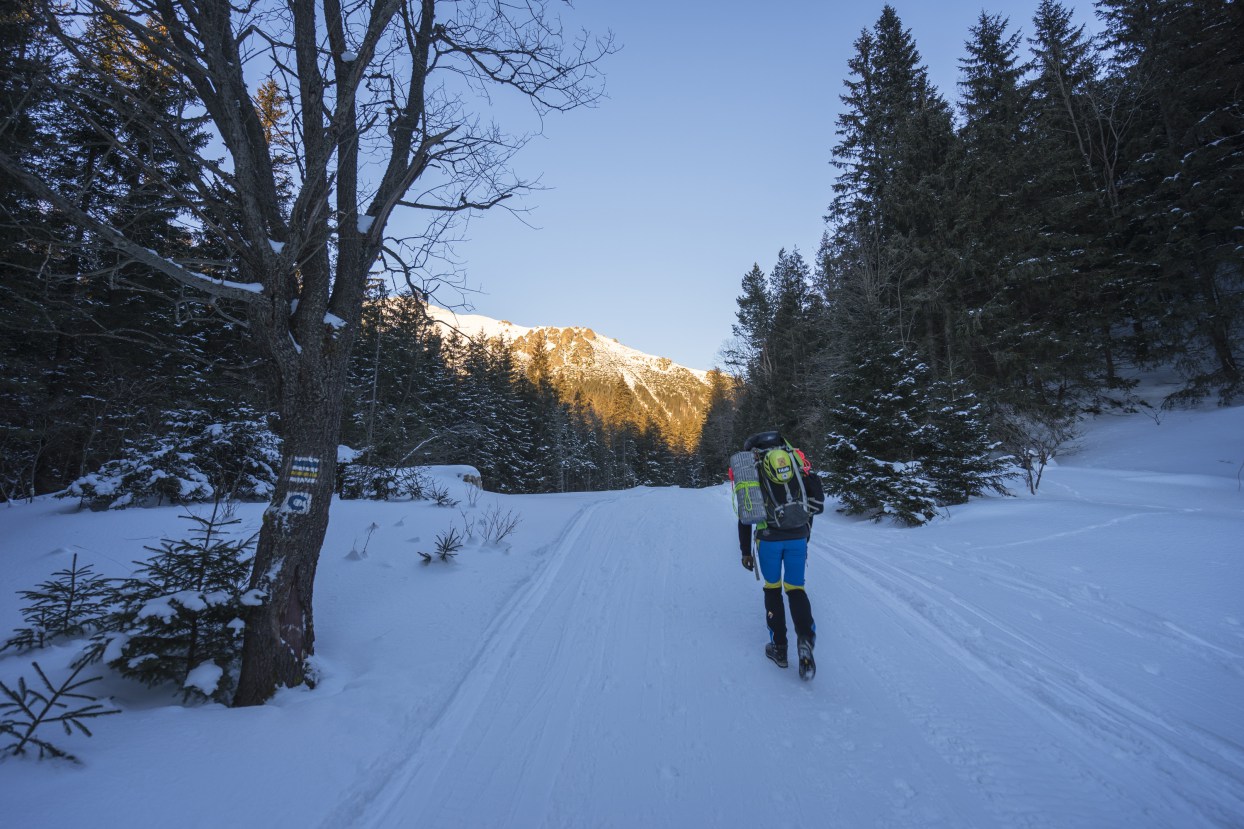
[234,352,349,703]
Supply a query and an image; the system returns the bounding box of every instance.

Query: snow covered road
[3,407,1241,828]
[345,474,1244,828]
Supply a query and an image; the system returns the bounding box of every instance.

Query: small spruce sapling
[419,528,464,564]
[2,554,115,653]
[0,661,120,763]
[426,480,459,508]
[99,503,256,702]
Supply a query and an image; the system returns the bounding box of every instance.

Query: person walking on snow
[736,431,825,679]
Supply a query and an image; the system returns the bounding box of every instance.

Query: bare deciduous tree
[0,0,612,704]
[996,407,1080,495]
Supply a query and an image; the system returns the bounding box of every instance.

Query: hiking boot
[797,637,815,680]
[765,642,788,669]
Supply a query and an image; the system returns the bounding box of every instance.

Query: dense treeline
[0,0,694,501]
[343,290,707,494]
[0,0,267,501]
[2,1,1239,514]
[700,0,1242,523]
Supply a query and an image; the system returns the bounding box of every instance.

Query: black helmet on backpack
[743,430,785,451]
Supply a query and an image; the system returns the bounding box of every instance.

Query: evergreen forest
[1,1,1240,527]
[702,1,1242,523]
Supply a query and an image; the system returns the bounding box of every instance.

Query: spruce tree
[726,263,772,374]
[950,12,1035,388]
[826,5,956,376]
[2,555,115,653]
[1098,0,1243,403]
[821,345,1011,524]
[102,507,255,703]
[1023,1,1123,401]
[821,346,939,526]
[921,378,1015,506]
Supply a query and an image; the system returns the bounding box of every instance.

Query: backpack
[758,446,811,530]
[732,431,822,529]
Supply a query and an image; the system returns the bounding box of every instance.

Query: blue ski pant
[757,536,815,650]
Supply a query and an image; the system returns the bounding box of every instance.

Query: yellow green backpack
[730,434,813,529]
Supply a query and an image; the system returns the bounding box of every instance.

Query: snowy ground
[1,403,1242,828]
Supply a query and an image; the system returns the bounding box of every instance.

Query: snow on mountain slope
[425,303,710,382]
[423,304,537,345]
[1,403,1241,828]
[425,303,714,436]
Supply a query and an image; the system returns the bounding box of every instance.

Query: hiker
[733,431,825,679]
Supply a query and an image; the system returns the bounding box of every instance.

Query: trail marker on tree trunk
[283,492,312,515]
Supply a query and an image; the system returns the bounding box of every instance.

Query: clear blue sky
[435,1,1102,371]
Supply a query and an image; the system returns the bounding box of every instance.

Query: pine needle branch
[0,661,120,763]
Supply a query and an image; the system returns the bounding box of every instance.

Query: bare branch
[0,149,263,305]
[396,192,511,212]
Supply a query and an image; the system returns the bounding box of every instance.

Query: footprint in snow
[893,779,916,801]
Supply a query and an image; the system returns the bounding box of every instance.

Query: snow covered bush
[61,408,279,510]
[85,506,257,704]
[191,412,281,502]
[62,440,213,510]
[337,462,429,501]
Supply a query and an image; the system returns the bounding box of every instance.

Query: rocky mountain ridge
[425,305,715,444]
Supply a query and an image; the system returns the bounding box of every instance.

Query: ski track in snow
[927,543,1244,672]
[322,496,612,828]
[348,488,707,828]
[819,535,1244,828]
[324,483,1244,828]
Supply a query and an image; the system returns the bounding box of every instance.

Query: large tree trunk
[234,348,350,705]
